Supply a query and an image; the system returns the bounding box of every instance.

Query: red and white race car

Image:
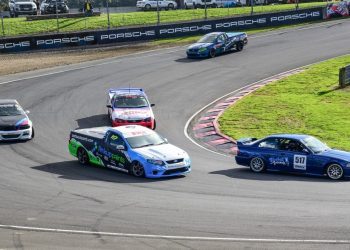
[106,88,156,129]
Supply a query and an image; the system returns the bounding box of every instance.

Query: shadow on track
[76,114,110,129]
[210,167,345,182]
[175,50,241,63]
[32,160,185,183]
[0,140,29,145]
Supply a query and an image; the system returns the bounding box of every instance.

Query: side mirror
[106,104,112,108]
[302,148,309,154]
[151,104,155,107]
[25,110,30,114]
[116,145,125,151]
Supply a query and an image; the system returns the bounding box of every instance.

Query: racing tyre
[31,127,35,139]
[77,148,89,165]
[236,42,244,51]
[250,157,265,173]
[145,4,151,10]
[326,164,344,180]
[168,3,174,9]
[131,161,145,177]
[209,49,216,58]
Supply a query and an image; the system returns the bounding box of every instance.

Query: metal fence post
[55,0,59,32]
[0,13,4,36]
[204,0,207,20]
[250,0,253,15]
[157,0,160,25]
[106,0,110,29]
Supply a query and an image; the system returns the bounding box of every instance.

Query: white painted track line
[0,224,350,244]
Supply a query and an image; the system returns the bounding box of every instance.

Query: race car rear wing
[237,137,258,146]
[108,88,144,99]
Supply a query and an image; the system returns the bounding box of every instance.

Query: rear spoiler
[108,88,144,98]
[237,137,258,146]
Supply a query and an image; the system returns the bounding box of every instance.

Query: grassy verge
[218,55,350,150]
[0,2,325,37]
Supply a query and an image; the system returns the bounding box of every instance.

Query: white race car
[0,99,34,141]
[107,88,156,130]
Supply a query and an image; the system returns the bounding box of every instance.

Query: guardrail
[339,65,350,88]
[0,7,323,53]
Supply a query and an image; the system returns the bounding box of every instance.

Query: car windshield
[302,136,330,153]
[126,133,167,148]
[113,95,148,108]
[14,0,33,2]
[197,34,217,43]
[0,104,24,116]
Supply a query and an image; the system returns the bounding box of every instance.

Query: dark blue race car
[186,31,248,59]
[235,134,350,180]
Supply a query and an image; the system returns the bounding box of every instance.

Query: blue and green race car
[186,31,248,58]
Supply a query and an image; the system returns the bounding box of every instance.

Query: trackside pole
[0,14,4,36]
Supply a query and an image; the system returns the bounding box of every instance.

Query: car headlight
[199,47,207,52]
[147,159,165,166]
[346,163,350,168]
[184,157,191,166]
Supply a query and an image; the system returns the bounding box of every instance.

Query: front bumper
[0,128,32,141]
[186,51,209,58]
[145,162,191,178]
[15,10,37,15]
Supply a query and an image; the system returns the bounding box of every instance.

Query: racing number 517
[295,156,305,164]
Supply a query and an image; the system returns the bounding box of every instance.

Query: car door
[279,139,309,174]
[215,34,225,54]
[106,132,130,172]
[158,0,166,8]
[256,138,289,171]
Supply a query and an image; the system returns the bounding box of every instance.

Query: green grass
[0,2,326,37]
[218,55,350,150]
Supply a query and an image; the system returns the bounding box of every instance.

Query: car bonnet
[133,143,187,161]
[319,149,350,162]
[0,114,27,127]
[112,108,152,120]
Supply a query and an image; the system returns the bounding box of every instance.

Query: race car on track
[69,125,191,178]
[235,134,350,180]
[186,31,248,58]
[107,88,156,130]
[0,99,34,141]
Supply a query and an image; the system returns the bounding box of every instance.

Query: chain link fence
[0,1,328,37]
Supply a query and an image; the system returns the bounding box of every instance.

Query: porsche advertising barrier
[0,7,323,53]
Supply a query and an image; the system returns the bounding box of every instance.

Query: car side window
[279,139,304,152]
[107,132,125,148]
[258,138,280,149]
[217,35,224,43]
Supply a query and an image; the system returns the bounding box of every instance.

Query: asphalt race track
[1,19,350,249]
